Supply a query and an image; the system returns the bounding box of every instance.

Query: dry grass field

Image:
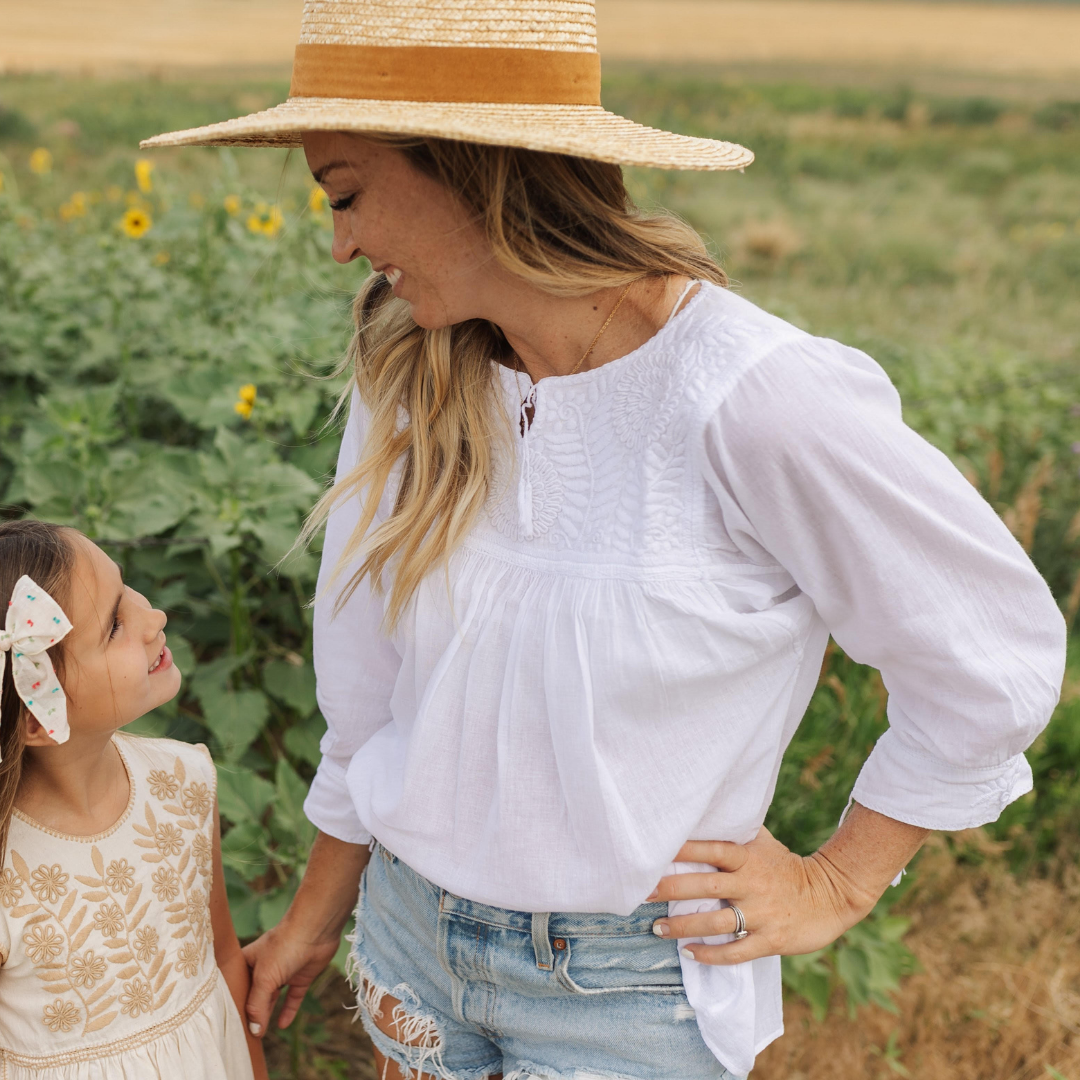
[2,0,1079,79]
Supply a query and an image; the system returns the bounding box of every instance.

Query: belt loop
[531,912,554,971]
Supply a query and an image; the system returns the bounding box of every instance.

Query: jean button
[553,938,567,951]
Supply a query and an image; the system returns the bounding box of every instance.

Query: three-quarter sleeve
[701,336,1066,831]
[303,389,403,844]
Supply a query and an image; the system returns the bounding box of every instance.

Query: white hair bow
[0,575,74,756]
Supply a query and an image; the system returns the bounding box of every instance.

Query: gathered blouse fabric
[304,282,1065,1075]
[0,735,253,1080]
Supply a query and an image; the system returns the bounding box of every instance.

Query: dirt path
[2,0,1079,78]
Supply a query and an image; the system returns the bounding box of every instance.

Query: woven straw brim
[139,98,753,171]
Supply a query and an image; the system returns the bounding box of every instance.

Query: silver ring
[729,904,749,940]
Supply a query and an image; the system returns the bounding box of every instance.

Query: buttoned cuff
[850,727,1034,832]
[303,756,373,845]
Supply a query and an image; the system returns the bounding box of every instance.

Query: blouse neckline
[497,279,711,395]
[12,736,135,842]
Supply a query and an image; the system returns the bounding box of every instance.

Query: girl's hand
[243,920,341,1034]
[648,804,929,965]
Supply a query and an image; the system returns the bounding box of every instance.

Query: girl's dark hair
[0,521,76,860]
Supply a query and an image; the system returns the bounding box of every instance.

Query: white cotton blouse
[303,282,1065,1075]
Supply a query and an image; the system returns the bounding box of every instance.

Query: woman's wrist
[278,830,370,949]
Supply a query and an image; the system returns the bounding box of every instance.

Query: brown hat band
[290,44,602,106]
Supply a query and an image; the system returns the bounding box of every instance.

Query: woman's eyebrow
[311,160,352,184]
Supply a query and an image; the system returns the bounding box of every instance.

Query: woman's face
[303,133,497,330]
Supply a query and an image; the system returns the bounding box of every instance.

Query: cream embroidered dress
[0,734,253,1079]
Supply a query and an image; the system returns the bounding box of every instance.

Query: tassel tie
[517,385,538,540]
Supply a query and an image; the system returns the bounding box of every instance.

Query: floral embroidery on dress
[154,824,184,857]
[69,950,107,988]
[24,924,64,964]
[176,941,200,978]
[29,864,69,904]
[0,867,23,907]
[147,770,179,801]
[612,354,680,452]
[2,742,217,1040]
[42,999,80,1032]
[151,866,181,901]
[134,926,159,963]
[119,977,154,1017]
[181,782,212,817]
[104,858,135,895]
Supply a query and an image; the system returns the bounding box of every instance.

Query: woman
[143,3,1065,1078]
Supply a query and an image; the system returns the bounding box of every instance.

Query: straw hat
[141,0,752,171]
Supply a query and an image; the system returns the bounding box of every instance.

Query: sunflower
[120,207,152,239]
[134,158,154,194]
[29,148,52,175]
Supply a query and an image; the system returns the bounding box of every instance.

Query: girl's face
[302,133,499,330]
[34,535,181,742]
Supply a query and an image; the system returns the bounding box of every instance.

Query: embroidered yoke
[0,734,253,1079]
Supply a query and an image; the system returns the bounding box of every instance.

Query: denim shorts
[348,844,741,1080]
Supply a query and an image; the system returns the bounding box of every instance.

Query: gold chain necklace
[568,281,635,377]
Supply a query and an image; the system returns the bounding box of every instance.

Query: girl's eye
[329,194,357,213]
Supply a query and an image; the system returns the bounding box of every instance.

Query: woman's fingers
[649,870,742,903]
[672,839,751,872]
[678,938,765,966]
[651,906,742,940]
[243,948,281,1037]
[276,982,310,1031]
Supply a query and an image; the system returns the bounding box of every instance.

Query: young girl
[0,519,267,1080]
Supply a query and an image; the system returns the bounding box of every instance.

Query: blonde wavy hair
[301,135,727,629]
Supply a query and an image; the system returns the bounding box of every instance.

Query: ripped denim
[347,844,741,1080]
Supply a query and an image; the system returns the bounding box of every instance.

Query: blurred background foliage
[1,66,1079,1070]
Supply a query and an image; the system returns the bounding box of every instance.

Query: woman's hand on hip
[648,803,929,965]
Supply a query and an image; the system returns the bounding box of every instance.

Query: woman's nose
[331,218,363,265]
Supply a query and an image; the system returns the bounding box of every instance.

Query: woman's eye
[329,193,357,213]
[109,616,122,640]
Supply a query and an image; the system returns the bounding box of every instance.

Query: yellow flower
[29,148,52,175]
[60,191,88,221]
[42,999,80,1033]
[238,383,257,405]
[223,193,241,215]
[247,202,284,237]
[134,158,154,194]
[120,208,152,239]
[153,250,170,266]
[308,186,328,213]
[234,400,254,420]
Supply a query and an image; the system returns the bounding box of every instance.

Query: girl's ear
[22,711,59,748]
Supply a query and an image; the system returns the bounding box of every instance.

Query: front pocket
[555,931,685,995]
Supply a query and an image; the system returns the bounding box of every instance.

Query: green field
[1,69,1079,1076]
